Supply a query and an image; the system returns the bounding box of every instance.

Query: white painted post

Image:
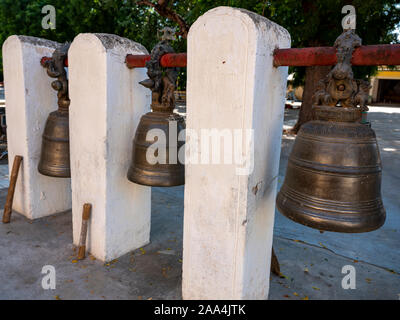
[68,33,151,262]
[2,36,72,219]
[182,7,290,299]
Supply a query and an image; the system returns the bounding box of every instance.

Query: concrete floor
[0,107,399,300]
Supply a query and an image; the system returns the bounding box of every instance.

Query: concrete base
[2,35,72,219]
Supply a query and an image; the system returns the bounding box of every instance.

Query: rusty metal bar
[273,44,400,67]
[125,54,151,68]
[125,53,187,68]
[124,44,400,68]
[40,56,68,67]
[41,44,400,69]
[273,47,337,67]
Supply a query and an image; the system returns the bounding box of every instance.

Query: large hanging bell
[276,30,385,233]
[127,110,185,187]
[276,106,385,232]
[127,37,185,187]
[38,107,70,177]
[38,43,71,178]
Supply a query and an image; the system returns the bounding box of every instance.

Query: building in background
[370,66,400,104]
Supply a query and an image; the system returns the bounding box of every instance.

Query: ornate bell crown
[312,29,371,122]
[41,43,70,112]
[139,28,178,112]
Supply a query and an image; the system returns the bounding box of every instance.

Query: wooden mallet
[77,203,92,260]
[2,155,23,224]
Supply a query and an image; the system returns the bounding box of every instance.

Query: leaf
[301,296,309,300]
[280,273,289,280]
[319,242,327,249]
[293,292,299,296]
[71,260,78,263]
[312,286,320,291]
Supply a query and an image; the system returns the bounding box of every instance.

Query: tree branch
[137,0,189,39]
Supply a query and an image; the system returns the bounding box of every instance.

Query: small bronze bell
[38,44,71,178]
[276,30,385,233]
[127,37,185,187]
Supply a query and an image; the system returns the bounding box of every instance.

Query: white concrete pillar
[69,33,151,262]
[2,36,72,219]
[182,7,290,299]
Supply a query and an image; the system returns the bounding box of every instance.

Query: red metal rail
[40,56,69,67]
[41,43,400,68]
[125,53,187,68]
[125,44,400,68]
[273,44,400,67]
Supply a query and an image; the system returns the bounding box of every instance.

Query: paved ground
[0,106,399,300]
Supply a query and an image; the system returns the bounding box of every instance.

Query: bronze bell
[127,38,185,187]
[276,30,385,233]
[38,43,71,178]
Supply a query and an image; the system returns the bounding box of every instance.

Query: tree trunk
[290,66,331,134]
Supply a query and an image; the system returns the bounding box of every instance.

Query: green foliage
[253,0,400,85]
[0,0,399,86]
[0,0,156,80]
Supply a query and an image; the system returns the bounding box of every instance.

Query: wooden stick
[2,155,23,224]
[77,203,92,260]
[270,247,281,276]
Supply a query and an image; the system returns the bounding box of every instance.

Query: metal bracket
[139,31,177,111]
[313,30,370,111]
[41,43,70,112]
